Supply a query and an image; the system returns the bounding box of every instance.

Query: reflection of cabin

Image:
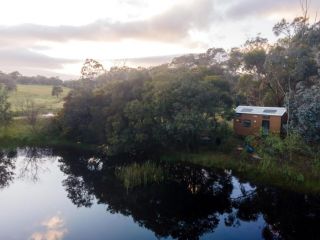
[234,106,287,136]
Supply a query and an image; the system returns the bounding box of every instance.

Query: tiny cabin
[234,106,287,136]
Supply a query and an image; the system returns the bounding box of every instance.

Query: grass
[0,118,94,150]
[9,84,71,115]
[161,147,320,194]
[115,161,167,190]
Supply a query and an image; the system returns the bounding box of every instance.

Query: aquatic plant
[115,161,167,190]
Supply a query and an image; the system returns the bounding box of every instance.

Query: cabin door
[262,120,270,135]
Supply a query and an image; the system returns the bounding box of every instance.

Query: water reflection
[0,147,55,185]
[57,152,320,240]
[0,149,17,188]
[18,148,54,182]
[0,147,320,240]
[30,213,68,240]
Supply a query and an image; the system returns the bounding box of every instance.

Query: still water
[0,147,319,240]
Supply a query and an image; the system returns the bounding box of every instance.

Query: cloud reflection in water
[30,213,67,240]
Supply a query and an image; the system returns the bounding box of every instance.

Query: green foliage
[312,157,320,176]
[58,66,233,155]
[53,14,320,161]
[281,164,305,183]
[80,59,105,80]
[51,85,63,98]
[0,85,12,127]
[290,86,320,143]
[236,74,260,105]
[0,71,17,91]
[0,118,93,149]
[115,161,166,190]
[243,49,267,74]
[252,133,306,162]
[258,156,275,172]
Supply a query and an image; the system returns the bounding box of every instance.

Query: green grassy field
[9,84,71,114]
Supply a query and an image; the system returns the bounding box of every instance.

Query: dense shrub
[290,85,320,143]
[57,67,233,155]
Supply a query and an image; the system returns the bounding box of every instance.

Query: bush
[290,85,320,143]
[248,132,307,162]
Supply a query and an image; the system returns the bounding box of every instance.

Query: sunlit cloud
[29,214,68,240]
[0,0,215,45]
[225,0,320,20]
[0,0,318,77]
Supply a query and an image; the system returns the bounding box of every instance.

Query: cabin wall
[233,113,282,136]
[269,116,281,133]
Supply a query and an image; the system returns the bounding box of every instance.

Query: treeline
[56,66,233,155]
[0,71,73,90]
[54,16,320,155]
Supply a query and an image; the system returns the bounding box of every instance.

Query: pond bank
[161,150,320,194]
[2,119,319,194]
[0,119,95,151]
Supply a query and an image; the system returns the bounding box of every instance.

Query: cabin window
[242,120,251,128]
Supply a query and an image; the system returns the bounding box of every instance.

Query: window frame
[242,119,252,128]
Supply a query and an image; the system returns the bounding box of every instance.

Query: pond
[0,147,319,240]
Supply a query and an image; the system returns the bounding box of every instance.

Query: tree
[24,99,42,131]
[0,72,16,91]
[80,59,105,80]
[290,84,320,143]
[51,85,63,98]
[58,65,233,155]
[241,36,268,105]
[0,85,12,127]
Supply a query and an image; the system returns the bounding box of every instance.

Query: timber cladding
[233,113,282,136]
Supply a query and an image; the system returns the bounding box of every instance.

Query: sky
[0,0,319,79]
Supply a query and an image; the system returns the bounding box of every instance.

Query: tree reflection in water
[1,147,319,240]
[18,147,53,182]
[0,149,17,188]
[0,147,54,187]
[58,153,320,240]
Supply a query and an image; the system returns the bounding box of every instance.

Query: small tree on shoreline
[0,85,12,128]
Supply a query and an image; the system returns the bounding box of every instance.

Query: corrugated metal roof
[235,105,286,116]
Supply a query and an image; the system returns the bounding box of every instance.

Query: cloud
[120,54,180,67]
[30,214,68,240]
[0,0,216,77]
[0,48,78,69]
[0,0,216,45]
[225,0,320,19]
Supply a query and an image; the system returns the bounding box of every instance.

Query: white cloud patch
[0,0,215,45]
[0,48,78,69]
[29,214,68,240]
[0,0,216,76]
[225,0,320,19]
[0,0,317,77]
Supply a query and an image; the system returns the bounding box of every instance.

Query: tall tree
[80,59,105,81]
